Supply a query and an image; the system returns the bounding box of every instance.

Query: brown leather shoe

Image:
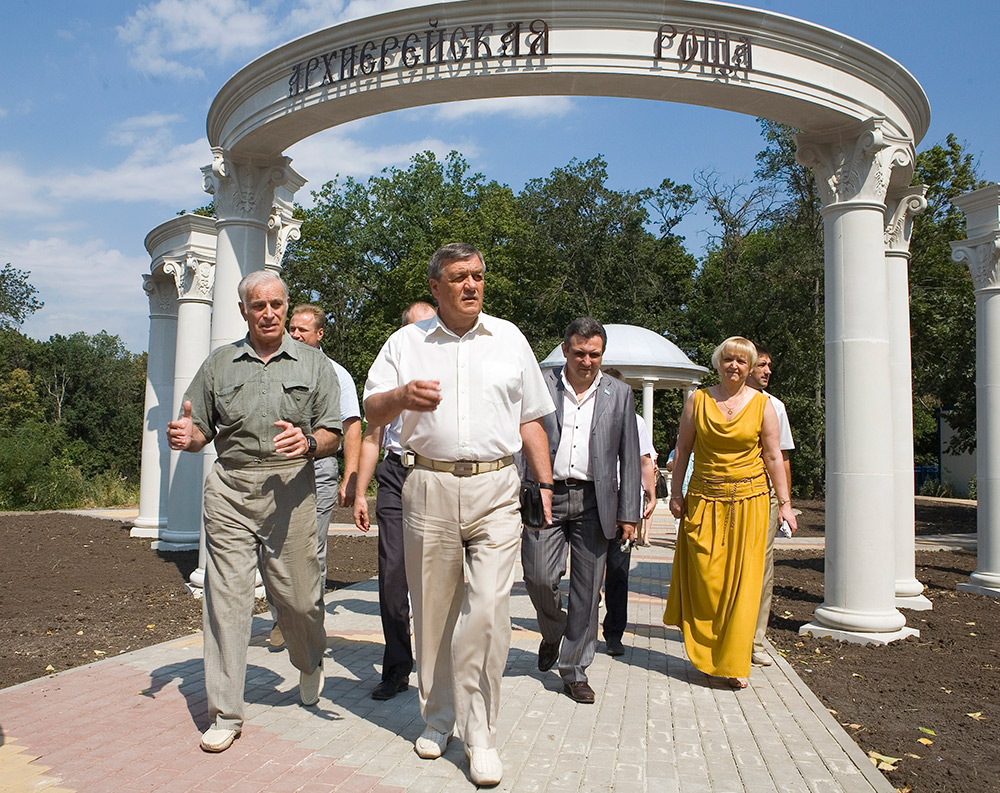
[563,681,595,704]
[538,640,560,672]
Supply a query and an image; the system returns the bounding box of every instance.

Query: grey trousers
[521,481,607,684]
[753,491,781,652]
[313,455,338,586]
[202,459,327,732]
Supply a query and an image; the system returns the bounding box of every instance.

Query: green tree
[685,121,826,495]
[909,134,985,460]
[0,263,43,330]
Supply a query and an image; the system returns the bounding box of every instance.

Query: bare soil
[1,500,993,793]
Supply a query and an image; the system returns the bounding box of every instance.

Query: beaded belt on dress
[687,472,769,545]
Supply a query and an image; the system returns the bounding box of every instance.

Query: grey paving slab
[0,511,895,793]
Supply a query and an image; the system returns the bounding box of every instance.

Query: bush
[918,478,955,499]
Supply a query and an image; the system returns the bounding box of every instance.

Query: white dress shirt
[552,370,603,481]
[364,313,554,461]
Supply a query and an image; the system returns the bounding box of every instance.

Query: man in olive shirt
[167,270,342,753]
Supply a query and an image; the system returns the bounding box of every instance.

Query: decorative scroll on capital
[885,185,928,255]
[162,253,217,303]
[142,274,178,318]
[952,232,1000,292]
[201,147,293,224]
[796,118,914,207]
[265,204,303,272]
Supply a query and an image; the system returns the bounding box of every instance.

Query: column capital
[142,274,178,318]
[885,185,929,255]
[162,253,217,303]
[265,203,303,272]
[201,148,296,225]
[951,232,1000,292]
[796,118,914,207]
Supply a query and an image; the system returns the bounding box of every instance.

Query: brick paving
[0,513,894,793]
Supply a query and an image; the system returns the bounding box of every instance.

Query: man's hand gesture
[167,401,196,451]
[273,420,308,457]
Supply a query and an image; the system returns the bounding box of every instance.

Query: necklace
[719,387,746,417]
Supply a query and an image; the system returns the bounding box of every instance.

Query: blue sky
[3,0,997,353]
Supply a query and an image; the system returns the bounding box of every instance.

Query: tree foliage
[908,134,985,459]
[0,263,43,330]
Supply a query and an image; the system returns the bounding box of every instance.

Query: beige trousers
[202,459,327,732]
[402,465,521,749]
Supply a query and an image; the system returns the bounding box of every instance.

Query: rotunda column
[163,253,216,551]
[132,275,177,538]
[951,184,1000,599]
[642,378,655,440]
[885,185,932,610]
[795,118,916,642]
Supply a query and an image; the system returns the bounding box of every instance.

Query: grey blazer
[540,366,642,539]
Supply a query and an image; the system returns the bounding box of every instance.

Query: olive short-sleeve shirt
[183,333,342,467]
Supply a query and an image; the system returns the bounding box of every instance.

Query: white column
[202,149,305,348]
[642,379,655,440]
[132,275,177,538]
[951,183,1000,599]
[163,253,216,551]
[795,119,916,643]
[885,186,932,610]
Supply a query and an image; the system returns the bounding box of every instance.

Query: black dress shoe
[563,681,595,704]
[371,677,408,700]
[538,640,560,672]
[605,637,625,657]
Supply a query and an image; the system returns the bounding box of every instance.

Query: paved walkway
[0,512,897,793]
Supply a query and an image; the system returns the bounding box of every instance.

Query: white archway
[141,0,935,640]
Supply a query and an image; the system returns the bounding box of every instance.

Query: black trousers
[602,536,630,643]
[374,452,413,682]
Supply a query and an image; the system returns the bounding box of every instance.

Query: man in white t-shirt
[746,345,795,666]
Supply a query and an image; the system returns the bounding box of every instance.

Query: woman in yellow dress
[663,337,796,688]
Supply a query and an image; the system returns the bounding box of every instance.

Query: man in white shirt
[353,301,436,701]
[521,319,641,704]
[746,345,795,666]
[364,243,554,787]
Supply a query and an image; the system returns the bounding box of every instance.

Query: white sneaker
[300,662,324,705]
[752,650,773,667]
[466,746,503,786]
[414,725,451,758]
[200,726,239,752]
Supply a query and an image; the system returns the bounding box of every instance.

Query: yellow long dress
[663,388,769,678]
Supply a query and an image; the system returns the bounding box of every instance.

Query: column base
[895,593,933,611]
[957,581,1000,599]
[152,540,199,552]
[130,526,162,539]
[799,621,919,645]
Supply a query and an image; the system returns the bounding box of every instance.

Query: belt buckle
[452,461,476,476]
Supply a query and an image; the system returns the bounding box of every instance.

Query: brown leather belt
[409,453,514,477]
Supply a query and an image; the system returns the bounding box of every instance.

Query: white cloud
[4,236,151,351]
[117,0,463,80]
[118,0,279,79]
[432,96,575,120]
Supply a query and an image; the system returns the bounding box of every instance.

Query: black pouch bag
[519,481,545,528]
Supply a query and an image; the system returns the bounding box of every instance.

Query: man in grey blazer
[522,317,641,703]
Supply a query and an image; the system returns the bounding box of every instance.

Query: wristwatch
[304,434,317,457]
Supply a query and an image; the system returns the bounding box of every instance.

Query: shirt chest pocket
[216,379,248,426]
[479,362,520,406]
[280,380,312,427]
